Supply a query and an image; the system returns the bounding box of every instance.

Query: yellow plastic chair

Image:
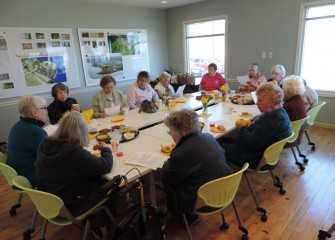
[81,108,93,125]
[0,152,24,216]
[304,101,326,151]
[285,117,309,171]
[244,133,294,222]
[183,163,249,240]
[13,176,116,240]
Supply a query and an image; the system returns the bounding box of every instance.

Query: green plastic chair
[304,101,326,151]
[285,116,309,171]
[244,133,294,222]
[13,176,116,240]
[182,163,249,240]
[0,152,24,216]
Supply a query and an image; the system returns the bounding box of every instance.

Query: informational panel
[78,29,149,86]
[0,27,80,99]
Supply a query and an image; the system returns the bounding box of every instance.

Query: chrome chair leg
[219,210,229,230]
[244,173,267,222]
[304,129,316,151]
[9,192,23,216]
[318,222,335,239]
[296,145,308,163]
[23,208,38,240]
[232,201,249,240]
[182,214,193,240]
[290,147,305,171]
[270,170,286,195]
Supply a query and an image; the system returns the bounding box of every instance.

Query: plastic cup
[230,90,236,96]
[111,139,119,152]
[71,103,80,111]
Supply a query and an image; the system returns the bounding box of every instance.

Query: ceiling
[71,0,206,9]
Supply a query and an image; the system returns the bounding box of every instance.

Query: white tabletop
[141,101,260,140]
[87,133,173,182]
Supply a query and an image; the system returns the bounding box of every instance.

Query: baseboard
[314,122,335,129]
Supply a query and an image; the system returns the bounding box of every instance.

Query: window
[184,17,226,77]
[296,0,335,91]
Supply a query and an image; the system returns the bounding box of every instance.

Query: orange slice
[210,126,226,133]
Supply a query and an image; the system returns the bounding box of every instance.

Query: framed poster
[0,27,80,99]
[78,29,149,86]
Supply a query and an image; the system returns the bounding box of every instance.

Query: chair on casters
[304,101,326,151]
[0,152,24,216]
[182,163,249,240]
[318,222,335,240]
[13,176,116,240]
[243,133,294,222]
[284,117,309,171]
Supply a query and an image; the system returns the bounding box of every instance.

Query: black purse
[139,100,158,113]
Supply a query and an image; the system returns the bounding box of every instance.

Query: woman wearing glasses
[47,83,80,124]
[239,63,267,94]
[7,95,48,187]
[127,71,159,109]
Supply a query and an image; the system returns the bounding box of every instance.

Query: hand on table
[93,141,107,150]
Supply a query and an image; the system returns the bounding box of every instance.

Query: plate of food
[231,94,255,105]
[160,144,176,156]
[96,125,139,143]
[210,125,226,133]
[239,112,253,118]
[235,118,251,127]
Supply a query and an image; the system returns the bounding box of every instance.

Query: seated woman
[47,83,80,125]
[93,75,128,118]
[7,95,48,187]
[267,64,286,87]
[302,79,318,111]
[162,109,231,222]
[239,63,267,94]
[127,71,159,109]
[282,75,307,121]
[199,63,228,91]
[154,71,179,99]
[36,111,116,226]
[221,82,292,169]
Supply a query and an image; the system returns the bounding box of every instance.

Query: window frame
[295,0,335,97]
[183,15,228,77]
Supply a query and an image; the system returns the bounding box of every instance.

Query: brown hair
[100,75,116,88]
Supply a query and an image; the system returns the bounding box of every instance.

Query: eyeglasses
[35,107,47,111]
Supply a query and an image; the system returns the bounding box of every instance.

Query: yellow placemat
[176,99,186,103]
[111,116,125,122]
[161,107,174,112]
[198,113,212,118]
[169,102,178,107]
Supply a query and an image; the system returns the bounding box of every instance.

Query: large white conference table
[88,94,260,205]
[140,100,260,141]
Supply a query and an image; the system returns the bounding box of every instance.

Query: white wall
[0,0,169,140]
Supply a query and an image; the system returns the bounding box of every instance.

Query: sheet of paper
[175,84,186,96]
[251,91,258,104]
[43,124,59,136]
[104,105,120,116]
[236,75,249,85]
[125,152,168,170]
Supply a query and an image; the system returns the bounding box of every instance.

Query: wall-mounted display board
[78,29,149,86]
[0,27,80,99]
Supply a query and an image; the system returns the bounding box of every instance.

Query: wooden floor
[1,126,335,240]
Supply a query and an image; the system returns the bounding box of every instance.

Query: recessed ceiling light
[161,1,167,4]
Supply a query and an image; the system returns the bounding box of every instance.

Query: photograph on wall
[108,34,140,55]
[85,55,123,79]
[0,27,80,99]
[78,28,149,86]
[21,55,67,87]
[0,37,8,51]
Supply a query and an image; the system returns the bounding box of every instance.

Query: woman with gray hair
[7,95,48,187]
[36,111,116,232]
[221,82,292,169]
[282,75,307,121]
[162,109,231,223]
[268,64,286,87]
[154,71,178,99]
